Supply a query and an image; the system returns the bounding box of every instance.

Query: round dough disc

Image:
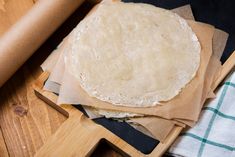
[67,2,201,107]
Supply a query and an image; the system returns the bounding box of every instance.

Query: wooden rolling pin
[0,0,85,87]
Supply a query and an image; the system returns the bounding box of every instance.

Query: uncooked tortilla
[66,1,201,107]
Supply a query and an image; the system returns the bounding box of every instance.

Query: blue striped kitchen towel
[168,71,235,157]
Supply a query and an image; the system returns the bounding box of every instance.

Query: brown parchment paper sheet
[41,4,228,141]
[57,21,214,120]
[41,5,195,141]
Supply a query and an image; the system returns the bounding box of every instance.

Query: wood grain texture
[0,127,9,157]
[0,1,67,156]
[213,51,235,89]
[0,65,67,157]
[1,0,234,156]
[0,0,123,156]
[0,1,35,156]
[90,141,123,157]
[33,72,183,157]
[32,52,235,157]
[0,19,68,156]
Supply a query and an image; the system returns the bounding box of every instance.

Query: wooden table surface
[0,0,121,156]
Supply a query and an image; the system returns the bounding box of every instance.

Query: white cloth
[168,71,235,157]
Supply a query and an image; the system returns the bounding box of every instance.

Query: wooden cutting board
[33,50,235,156]
[33,72,183,157]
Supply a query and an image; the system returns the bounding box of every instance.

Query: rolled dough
[66,1,201,107]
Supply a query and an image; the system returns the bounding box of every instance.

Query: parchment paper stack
[41,2,228,142]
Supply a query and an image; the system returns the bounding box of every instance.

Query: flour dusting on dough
[66,2,201,107]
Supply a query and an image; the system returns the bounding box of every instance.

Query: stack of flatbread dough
[41,1,228,141]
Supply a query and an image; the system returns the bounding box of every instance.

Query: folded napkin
[168,71,235,157]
